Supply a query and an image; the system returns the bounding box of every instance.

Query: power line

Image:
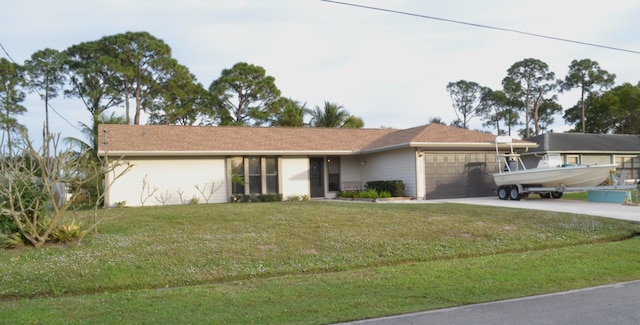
[320,0,640,55]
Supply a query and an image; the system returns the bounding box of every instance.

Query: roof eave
[99,150,360,157]
[359,141,537,154]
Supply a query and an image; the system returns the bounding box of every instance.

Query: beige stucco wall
[106,157,227,207]
[280,157,310,200]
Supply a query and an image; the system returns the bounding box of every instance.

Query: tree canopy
[209,62,281,126]
[561,59,616,133]
[502,58,558,137]
[0,58,27,157]
[446,80,488,129]
[310,102,363,128]
[6,30,640,150]
[23,48,67,138]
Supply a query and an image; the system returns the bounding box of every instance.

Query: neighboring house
[97,123,536,207]
[522,133,640,183]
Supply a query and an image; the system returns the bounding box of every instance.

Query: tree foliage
[100,31,177,125]
[446,80,488,129]
[502,58,558,137]
[147,64,214,126]
[561,59,616,133]
[564,82,640,134]
[0,58,27,158]
[65,39,123,154]
[22,48,67,138]
[269,97,310,127]
[0,132,131,248]
[479,89,521,136]
[310,101,363,128]
[209,62,281,126]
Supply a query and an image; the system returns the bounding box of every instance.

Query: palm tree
[270,97,311,127]
[64,112,128,158]
[310,101,360,128]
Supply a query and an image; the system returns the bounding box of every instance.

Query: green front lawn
[1,201,639,324]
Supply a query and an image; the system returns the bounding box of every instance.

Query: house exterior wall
[359,148,417,197]
[280,157,310,200]
[522,154,615,169]
[339,156,362,191]
[107,157,227,207]
[616,155,640,183]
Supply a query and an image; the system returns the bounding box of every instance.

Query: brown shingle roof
[362,123,505,150]
[97,123,534,155]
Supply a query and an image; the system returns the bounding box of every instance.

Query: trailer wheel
[551,192,563,199]
[497,186,509,200]
[509,186,521,200]
[539,192,551,199]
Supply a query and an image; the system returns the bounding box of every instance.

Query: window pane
[265,157,277,175]
[266,175,278,193]
[230,157,244,175]
[230,157,245,195]
[327,157,339,173]
[327,157,340,191]
[249,175,261,194]
[249,157,261,174]
[328,174,340,191]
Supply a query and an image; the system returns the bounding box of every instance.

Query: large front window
[249,157,262,194]
[230,157,279,195]
[230,157,245,195]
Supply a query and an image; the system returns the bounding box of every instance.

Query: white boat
[492,136,616,200]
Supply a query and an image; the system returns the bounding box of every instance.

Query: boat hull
[492,164,616,188]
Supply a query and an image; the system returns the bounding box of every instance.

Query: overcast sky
[2,0,640,145]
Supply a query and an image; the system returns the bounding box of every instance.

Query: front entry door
[309,157,324,198]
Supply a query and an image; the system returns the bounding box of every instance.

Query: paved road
[336,197,640,325]
[339,280,640,325]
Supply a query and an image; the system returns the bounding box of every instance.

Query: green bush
[51,221,83,243]
[365,180,405,197]
[234,193,283,203]
[337,189,391,199]
[0,172,49,247]
[0,232,24,249]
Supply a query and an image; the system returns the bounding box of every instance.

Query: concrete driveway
[429,196,640,222]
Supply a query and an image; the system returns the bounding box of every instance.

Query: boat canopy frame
[494,136,527,173]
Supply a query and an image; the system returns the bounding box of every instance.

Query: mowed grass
[1,201,640,324]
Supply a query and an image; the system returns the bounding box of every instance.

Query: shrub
[51,221,83,243]
[0,232,24,249]
[355,189,379,198]
[365,180,405,197]
[233,194,283,203]
[337,189,391,199]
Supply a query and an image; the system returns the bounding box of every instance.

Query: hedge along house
[97,123,536,207]
[521,133,640,184]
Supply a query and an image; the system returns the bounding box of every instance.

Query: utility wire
[0,41,83,133]
[320,0,640,55]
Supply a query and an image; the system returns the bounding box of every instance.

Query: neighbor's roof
[97,123,535,156]
[525,133,640,154]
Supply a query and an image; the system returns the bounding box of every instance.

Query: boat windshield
[536,154,564,169]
